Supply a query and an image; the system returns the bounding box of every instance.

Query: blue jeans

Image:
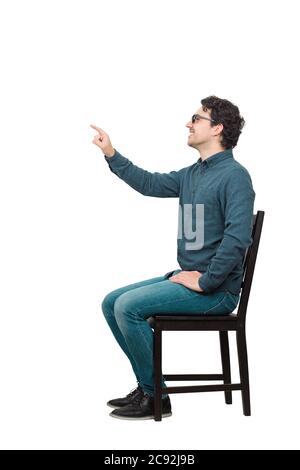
[101,269,239,397]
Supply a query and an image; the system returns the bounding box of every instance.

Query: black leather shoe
[109,393,172,420]
[106,385,144,409]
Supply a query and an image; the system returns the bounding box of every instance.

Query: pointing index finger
[90,124,104,134]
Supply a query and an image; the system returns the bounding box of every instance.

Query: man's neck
[198,144,226,161]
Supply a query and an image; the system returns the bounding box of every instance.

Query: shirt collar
[197,148,233,168]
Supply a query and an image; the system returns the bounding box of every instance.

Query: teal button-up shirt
[104,148,255,295]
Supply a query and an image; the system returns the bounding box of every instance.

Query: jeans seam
[135,296,201,317]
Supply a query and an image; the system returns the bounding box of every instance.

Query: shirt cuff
[104,148,119,162]
[198,273,211,293]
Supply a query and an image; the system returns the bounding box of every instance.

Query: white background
[0,0,299,450]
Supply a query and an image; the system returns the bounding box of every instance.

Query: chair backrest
[237,210,265,321]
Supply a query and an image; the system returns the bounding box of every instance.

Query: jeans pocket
[204,291,239,315]
[163,269,182,279]
[163,270,176,280]
[223,291,240,313]
[202,292,228,315]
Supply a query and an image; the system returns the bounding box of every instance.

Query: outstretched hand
[90,124,115,157]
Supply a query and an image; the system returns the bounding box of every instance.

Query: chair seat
[147,313,237,328]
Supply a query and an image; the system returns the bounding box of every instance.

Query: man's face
[186,106,221,149]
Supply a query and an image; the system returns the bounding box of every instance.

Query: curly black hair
[201,95,245,149]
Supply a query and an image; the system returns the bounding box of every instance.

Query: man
[91,95,255,421]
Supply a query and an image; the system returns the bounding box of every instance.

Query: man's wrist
[104,147,116,158]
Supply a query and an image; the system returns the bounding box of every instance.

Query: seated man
[90,95,255,421]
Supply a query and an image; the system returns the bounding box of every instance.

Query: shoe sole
[109,411,172,421]
[107,399,170,410]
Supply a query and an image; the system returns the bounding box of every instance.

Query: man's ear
[213,123,223,136]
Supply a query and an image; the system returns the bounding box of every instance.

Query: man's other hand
[169,270,204,292]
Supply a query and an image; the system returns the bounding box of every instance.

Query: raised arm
[91,124,181,197]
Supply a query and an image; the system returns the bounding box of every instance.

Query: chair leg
[219,331,232,404]
[153,325,162,421]
[236,328,251,416]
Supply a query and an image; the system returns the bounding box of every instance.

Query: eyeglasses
[191,114,217,124]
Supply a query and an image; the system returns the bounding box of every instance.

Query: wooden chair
[148,210,265,421]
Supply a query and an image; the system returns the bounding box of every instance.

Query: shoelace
[127,386,145,404]
[126,386,142,399]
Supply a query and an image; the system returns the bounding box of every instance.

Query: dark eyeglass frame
[191,114,217,124]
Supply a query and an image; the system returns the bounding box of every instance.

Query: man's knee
[114,291,141,326]
[101,290,119,318]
